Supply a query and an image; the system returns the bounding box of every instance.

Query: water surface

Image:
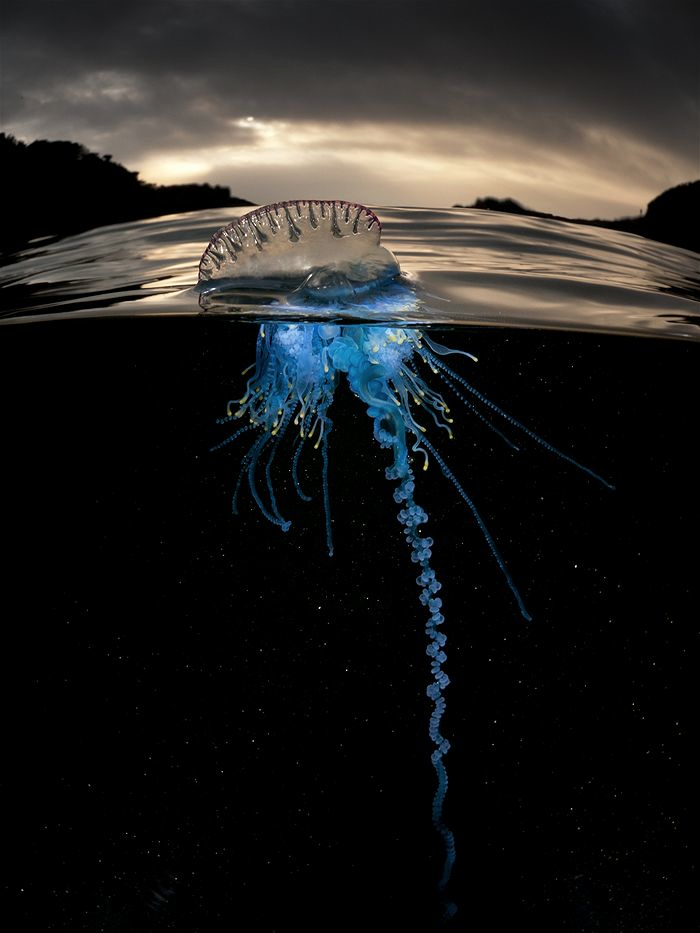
[1,206,698,338]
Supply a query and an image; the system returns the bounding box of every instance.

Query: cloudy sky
[2,0,698,218]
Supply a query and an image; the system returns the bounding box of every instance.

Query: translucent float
[199,200,400,300]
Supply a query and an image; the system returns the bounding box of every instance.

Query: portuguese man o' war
[199,200,613,924]
[199,200,400,300]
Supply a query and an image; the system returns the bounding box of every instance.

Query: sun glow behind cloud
[133,117,686,218]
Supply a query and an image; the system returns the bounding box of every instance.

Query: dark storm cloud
[3,0,698,210]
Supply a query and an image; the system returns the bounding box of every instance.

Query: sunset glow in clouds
[3,0,698,218]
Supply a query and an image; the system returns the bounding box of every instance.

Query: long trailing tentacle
[320,416,334,557]
[264,410,294,529]
[419,435,532,621]
[209,421,255,453]
[246,430,291,532]
[291,434,313,502]
[425,363,521,451]
[426,352,614,489]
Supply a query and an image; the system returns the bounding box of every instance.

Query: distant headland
[0,133,253,254]
[454,181,699,255]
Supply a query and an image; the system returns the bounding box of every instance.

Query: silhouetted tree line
[455,181,700,254]
[2,133,697,256]
[0,133,253,253]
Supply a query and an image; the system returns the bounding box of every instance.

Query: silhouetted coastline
[454,181,700,255]
[2,133,697,257]
[0,134,253,255]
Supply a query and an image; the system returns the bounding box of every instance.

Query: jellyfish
[198,201,612,924]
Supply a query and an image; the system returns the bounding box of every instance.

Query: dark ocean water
[2,208,698,931]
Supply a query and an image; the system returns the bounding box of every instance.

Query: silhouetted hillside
[469,197,531,215]
[609,182,700,253]
[454,181,700,254]
[0,134,253,254]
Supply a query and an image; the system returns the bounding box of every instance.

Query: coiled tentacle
[394,465,457,923]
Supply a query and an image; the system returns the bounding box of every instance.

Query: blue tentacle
[320,417,334,557]
[427,353,614,489]
[291,435,313,502]
[420,435,532,621]
[394,465,457,922]
[264,410,294,529]
[247,431,292,532]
